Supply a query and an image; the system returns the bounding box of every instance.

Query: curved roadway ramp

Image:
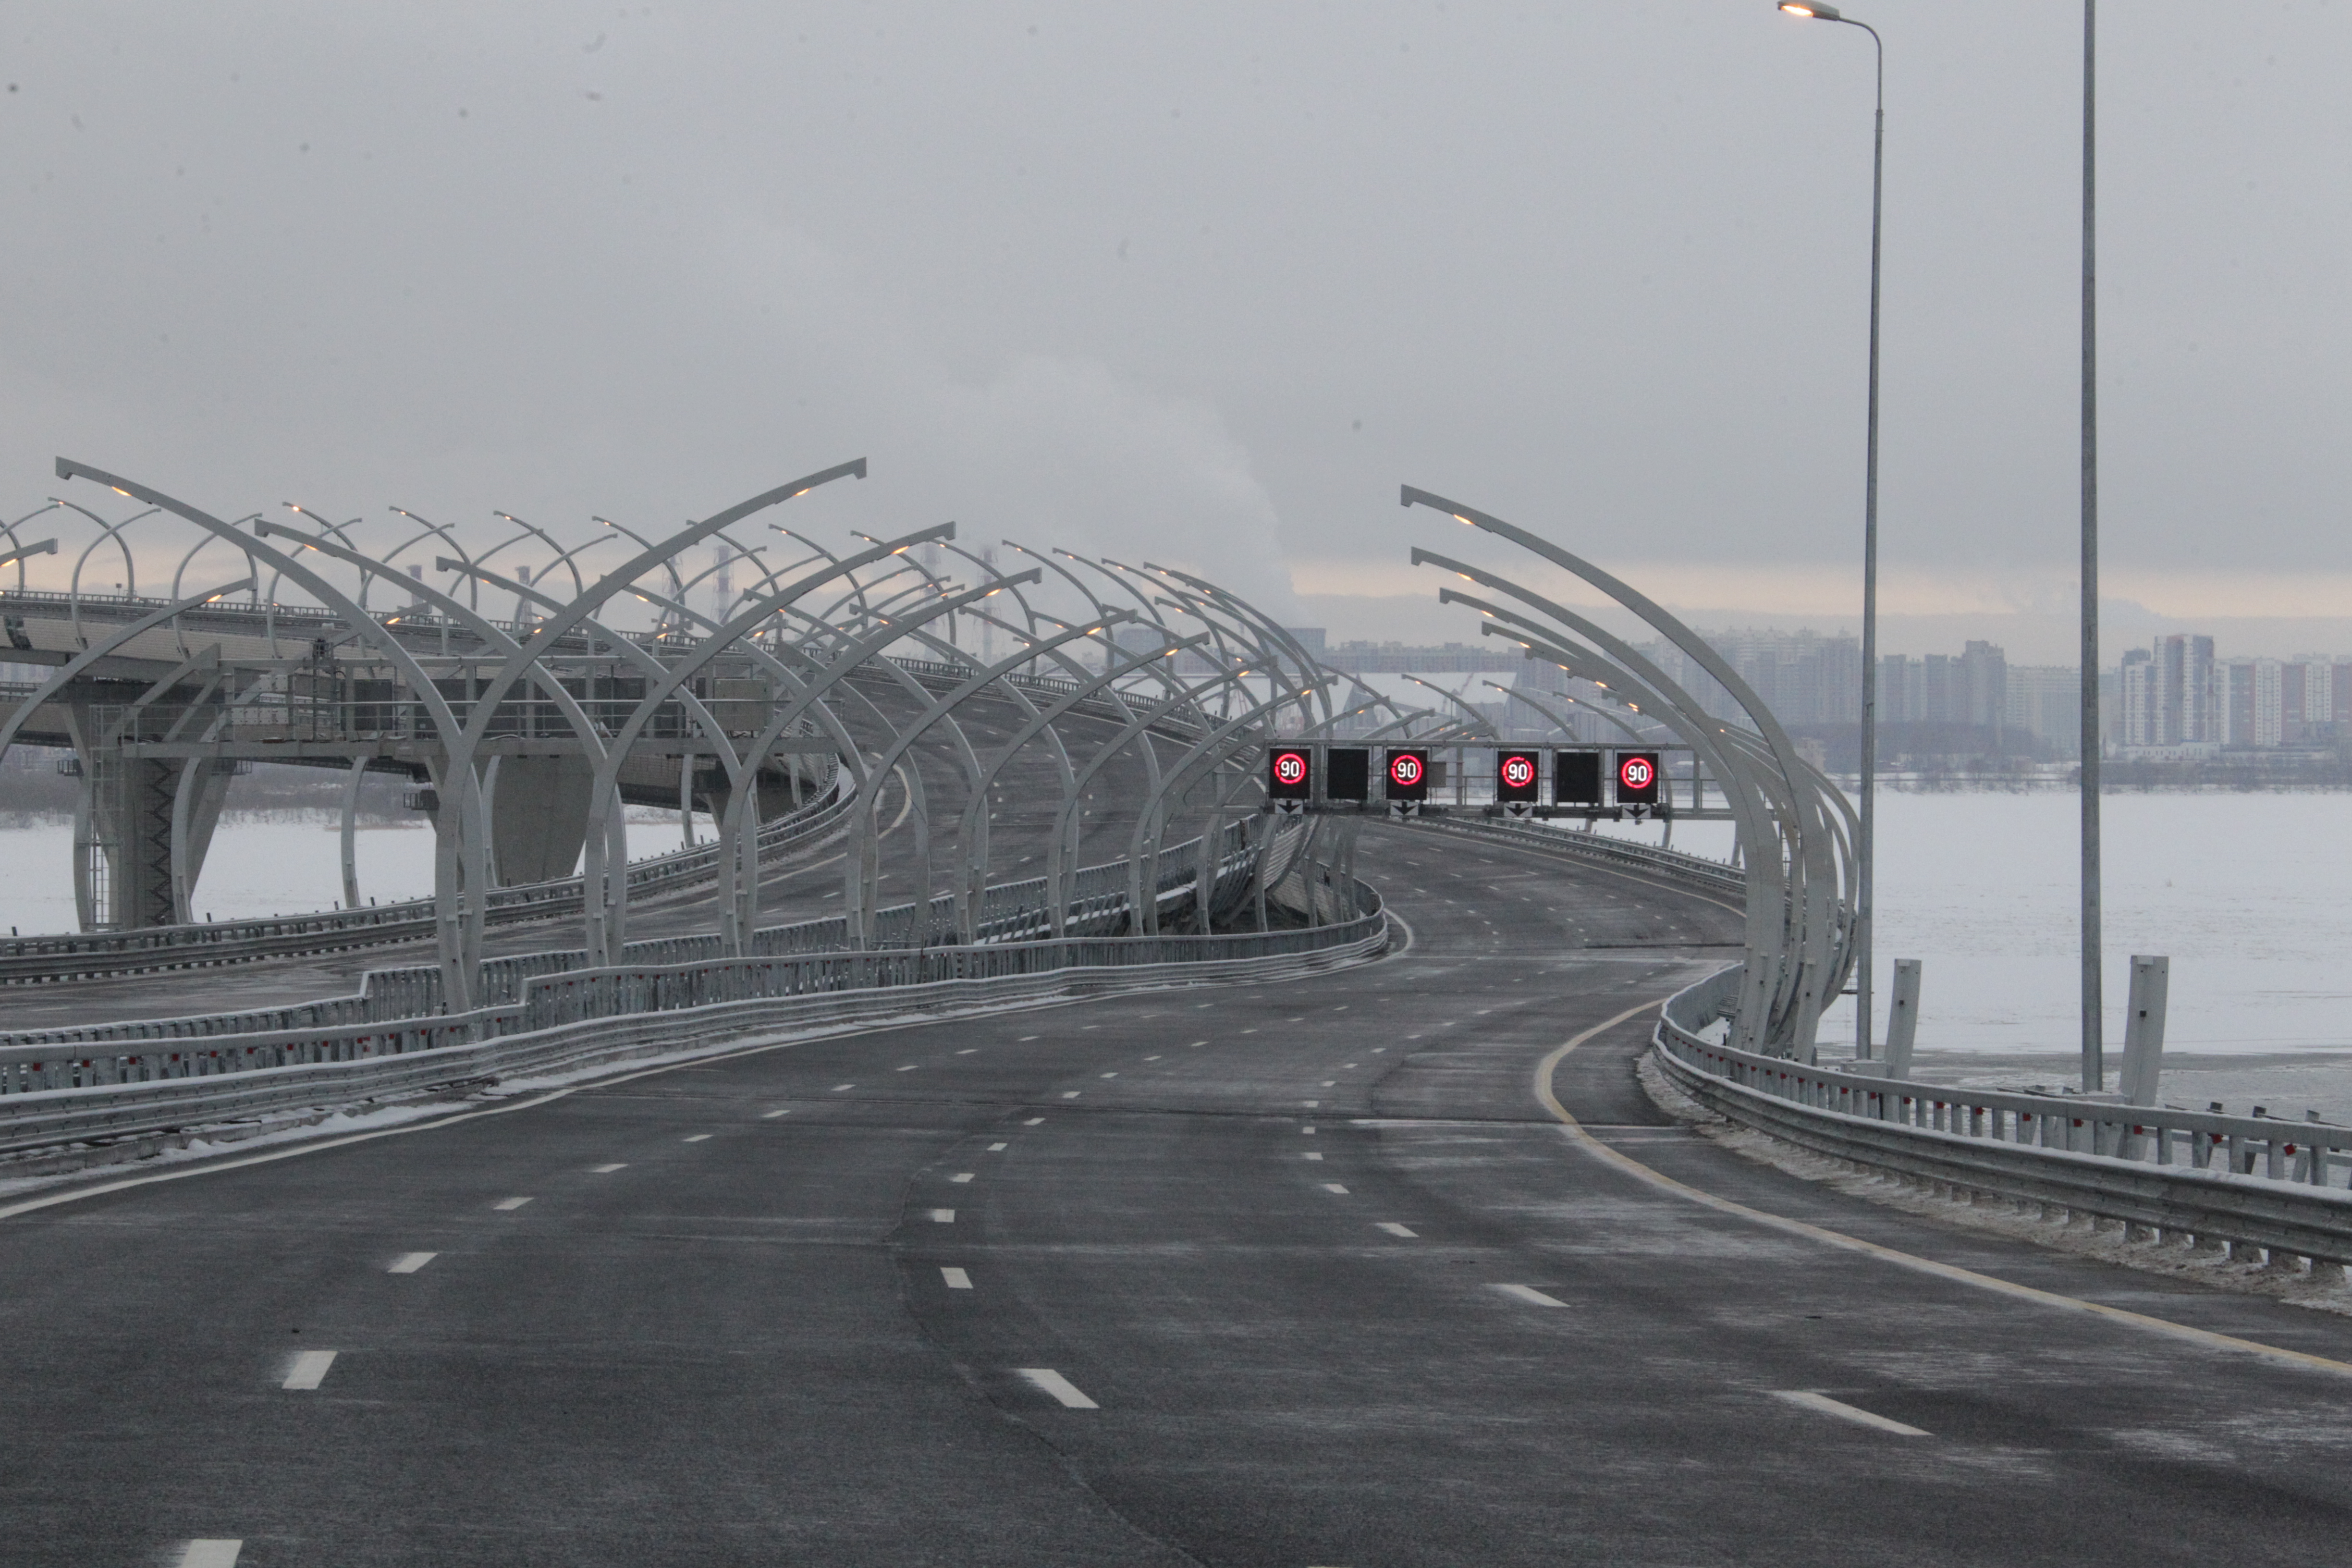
[10,831,2352,1565]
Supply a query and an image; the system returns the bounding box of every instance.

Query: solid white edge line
[1492,1284,1568,1308]
[1532,992,2352,1382]
[1016,1367,1099,1409]
[941,1266,973,1289]
[1771,1389,1929,1436]
[281,1349,338,1390]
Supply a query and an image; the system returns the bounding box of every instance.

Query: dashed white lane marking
[1302,1099,1320,1108]
[1018,1035,1041,1041]
[1343,1063,1358,1069]
[1303,1152,1324,1161]
[942,1267,973,1290]
[832,1084,855,1092]
[1771,1390,1929,1436]
[1188,1040,1206,1047]
[762,1108,790,1118]
[987,1142,1008,1152]
[1016,1368,1099,1409]
[388,1252,437,1274]
[176,1543,242,1568]
[492,1197,533,1211]
[1492,1284,1569,1308]
[1375,1222,1418,1238]
[591,1163,626,1174]
[956,1048,978,1055]
[928,1208,956,1223]
[897,1065,919,1072]
[1371,1047,1385,1054]
[1099,1072,1119,1079]
[1301,1126,1316,1134]
[1240,1028,1257,1035]
[1320,1183,1349,1195]
[1061,1091,1081,1099]
[282,1350,338,1390]
[683,1134,713,1143]
[1023,1117,1044,1126]
[1142,1054,1162,1061]
[1320,1080,1336,1087]
[950,1172,975,1184]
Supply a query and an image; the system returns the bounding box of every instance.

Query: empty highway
[7,824,2352,1565]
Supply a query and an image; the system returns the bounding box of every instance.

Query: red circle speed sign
[1389,753,1423,788]
[1274,751,1308,787]
[1619,755,1655,791]
[1501,755,1535,790]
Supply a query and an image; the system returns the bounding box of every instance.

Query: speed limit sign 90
[1384,747,1430,801]
[1267,746,1312,801]
[1496,750,1540,803]
[1615,750,1661,806]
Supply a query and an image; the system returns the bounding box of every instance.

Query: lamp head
[1779,1,1842,15]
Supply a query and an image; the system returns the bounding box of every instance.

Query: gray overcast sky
[3,2,2346,660]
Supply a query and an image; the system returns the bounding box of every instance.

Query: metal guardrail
[1407,814,1746,900]
[0,774,853,984]
[1652,967,2352,1269]
[0,905,1386,1161]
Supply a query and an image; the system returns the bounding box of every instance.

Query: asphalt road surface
[9,824,2352,1565]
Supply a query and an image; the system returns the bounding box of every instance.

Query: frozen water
[0,808,716,935]
[1572,791,2352,1060]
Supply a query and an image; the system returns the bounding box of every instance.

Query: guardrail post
[2119,955,2168,1108]
[1881,958,1921,1078]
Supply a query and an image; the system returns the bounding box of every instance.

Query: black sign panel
[1384,747,1430,802]
[1554,749,1603,806]
[1496,749,1540,803]
[1324,747,1371,803]
[1615,750,1662,807]
[1267,745,1312,801]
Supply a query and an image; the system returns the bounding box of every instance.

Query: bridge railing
[1410,814,1745,899]
[1653,968,2352,1270]
[0,882,1385,1162]
[0,814,1319,1054]
[0,767,851,982]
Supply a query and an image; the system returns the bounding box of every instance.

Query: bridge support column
[490,754,594,887]
[68,715,234,931]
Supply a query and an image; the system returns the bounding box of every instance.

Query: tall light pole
[1778,0,1885,1061]
[2079,0,2102,1091]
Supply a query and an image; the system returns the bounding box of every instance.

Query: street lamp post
[2079,0,2102,1092]
[1779,0,1885,1061]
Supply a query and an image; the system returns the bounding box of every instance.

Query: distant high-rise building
[2152,633,2216,743]
[2006,665,2080,757]
[2119,649,2156,747]
[2217,657,2257,746]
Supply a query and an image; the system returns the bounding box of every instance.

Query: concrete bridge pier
[68,732,233,932]
[486,753,595,888]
